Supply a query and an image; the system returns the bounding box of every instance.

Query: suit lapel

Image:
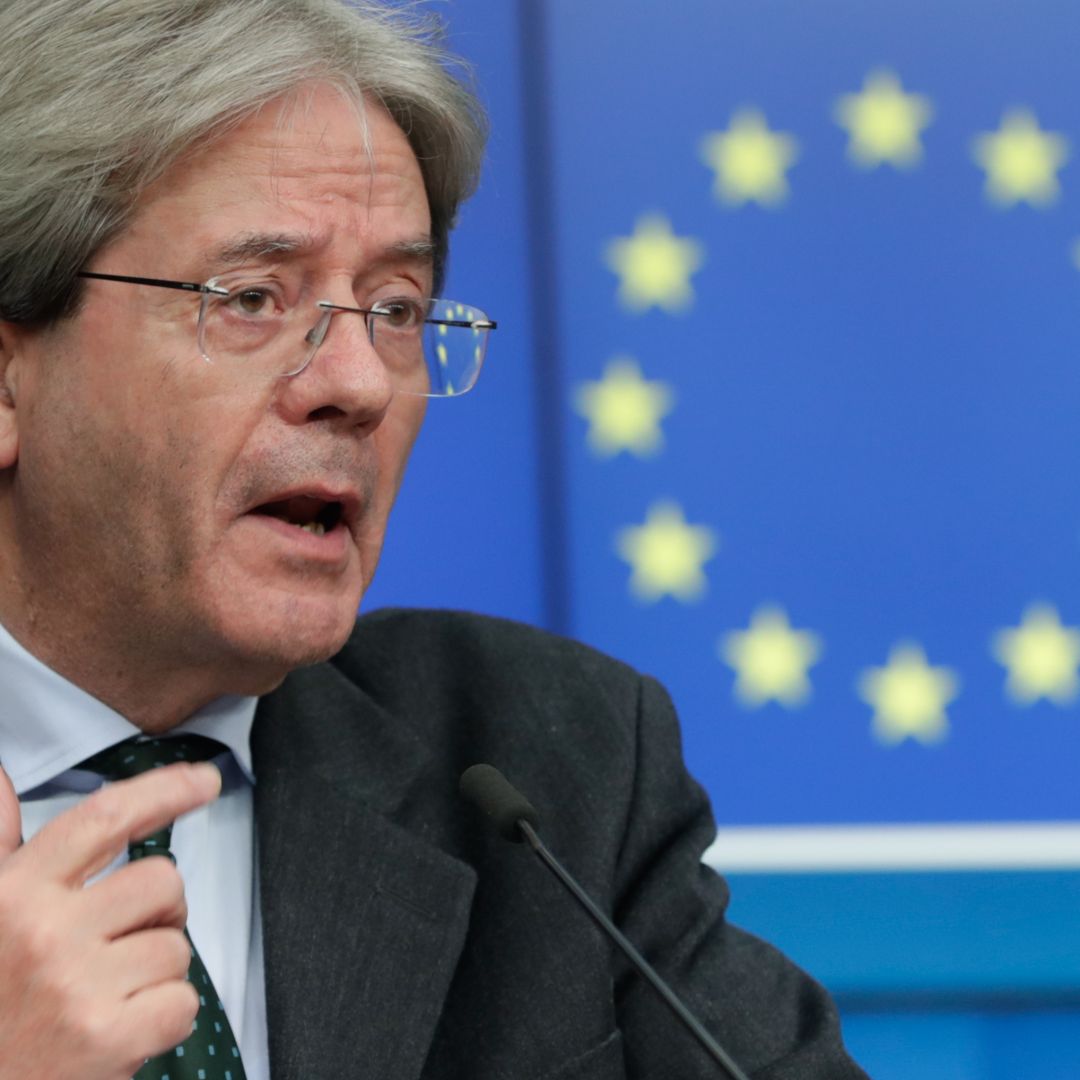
[252,660,476,1080]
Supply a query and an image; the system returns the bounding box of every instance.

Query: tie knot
[78,733,227,781]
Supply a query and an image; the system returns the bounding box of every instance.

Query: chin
[213,594,360,680]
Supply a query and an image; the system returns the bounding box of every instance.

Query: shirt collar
[0,619,257,795]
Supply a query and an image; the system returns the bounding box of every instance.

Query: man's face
[0,85,431,710]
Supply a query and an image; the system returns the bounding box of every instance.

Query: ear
[0,321,22,470]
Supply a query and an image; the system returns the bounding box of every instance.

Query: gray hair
[0,0,487,324]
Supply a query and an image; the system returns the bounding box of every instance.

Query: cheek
[354,399,423,562]
[12,385,167,592]
[384,397,425,477]
[377,397,426,493]
[36,360,258,556]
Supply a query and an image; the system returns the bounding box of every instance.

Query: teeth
[299,521,326,536]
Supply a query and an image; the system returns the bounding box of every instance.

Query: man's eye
[228,287,277,317]
[376,299,424,329]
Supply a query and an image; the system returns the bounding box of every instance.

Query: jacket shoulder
[326,608,654,772]
[331,607,644,707]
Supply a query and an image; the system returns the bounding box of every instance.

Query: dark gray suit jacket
[251,609,868,1080]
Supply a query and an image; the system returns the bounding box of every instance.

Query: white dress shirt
[0,620,270,1079]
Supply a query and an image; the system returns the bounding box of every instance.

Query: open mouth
[249,495,345,537]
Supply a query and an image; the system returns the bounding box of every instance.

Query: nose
[276,302,394,431]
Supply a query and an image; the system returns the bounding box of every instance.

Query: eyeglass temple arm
[435,318,497,329]
[77,271,228,296]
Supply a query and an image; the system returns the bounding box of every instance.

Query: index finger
[14,762,221,886]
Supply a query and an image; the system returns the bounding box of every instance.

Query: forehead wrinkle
[205,231,435,277]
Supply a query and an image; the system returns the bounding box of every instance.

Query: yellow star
[992,603,1080,705]
[616,501,717,603]
[719,606,823,708]
[972,109,1069,208]
[858,643,959,746]
[699,108,799,207]
[574,357,674,458]
[834,69,933,169]
[604,214,704,313]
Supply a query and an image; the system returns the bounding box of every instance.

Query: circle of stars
[582,67,1080,748]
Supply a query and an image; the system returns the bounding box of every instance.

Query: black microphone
[458,764,751,1080]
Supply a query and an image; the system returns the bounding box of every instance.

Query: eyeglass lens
[197,277,492,397]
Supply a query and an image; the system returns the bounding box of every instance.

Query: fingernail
[192,762,222,796]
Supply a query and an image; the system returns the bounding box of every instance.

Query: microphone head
[459,763,540,843]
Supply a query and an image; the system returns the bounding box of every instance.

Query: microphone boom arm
[517,818,751,1080]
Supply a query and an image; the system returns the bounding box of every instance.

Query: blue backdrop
[365,1,1080,1073]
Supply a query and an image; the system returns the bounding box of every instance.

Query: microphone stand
[518,819,751,1080]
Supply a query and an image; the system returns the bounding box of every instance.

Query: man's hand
[0,761,221,1080]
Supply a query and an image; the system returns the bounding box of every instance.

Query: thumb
[0,763,22,858]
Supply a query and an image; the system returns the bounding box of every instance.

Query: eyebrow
[207,231,437,270]
[212,232,310,265]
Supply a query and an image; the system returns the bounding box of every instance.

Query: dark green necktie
[78,735,249,1080]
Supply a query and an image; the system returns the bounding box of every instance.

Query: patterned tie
[78,735,249,1080]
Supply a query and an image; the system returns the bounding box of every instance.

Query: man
[0,2,868,1078]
